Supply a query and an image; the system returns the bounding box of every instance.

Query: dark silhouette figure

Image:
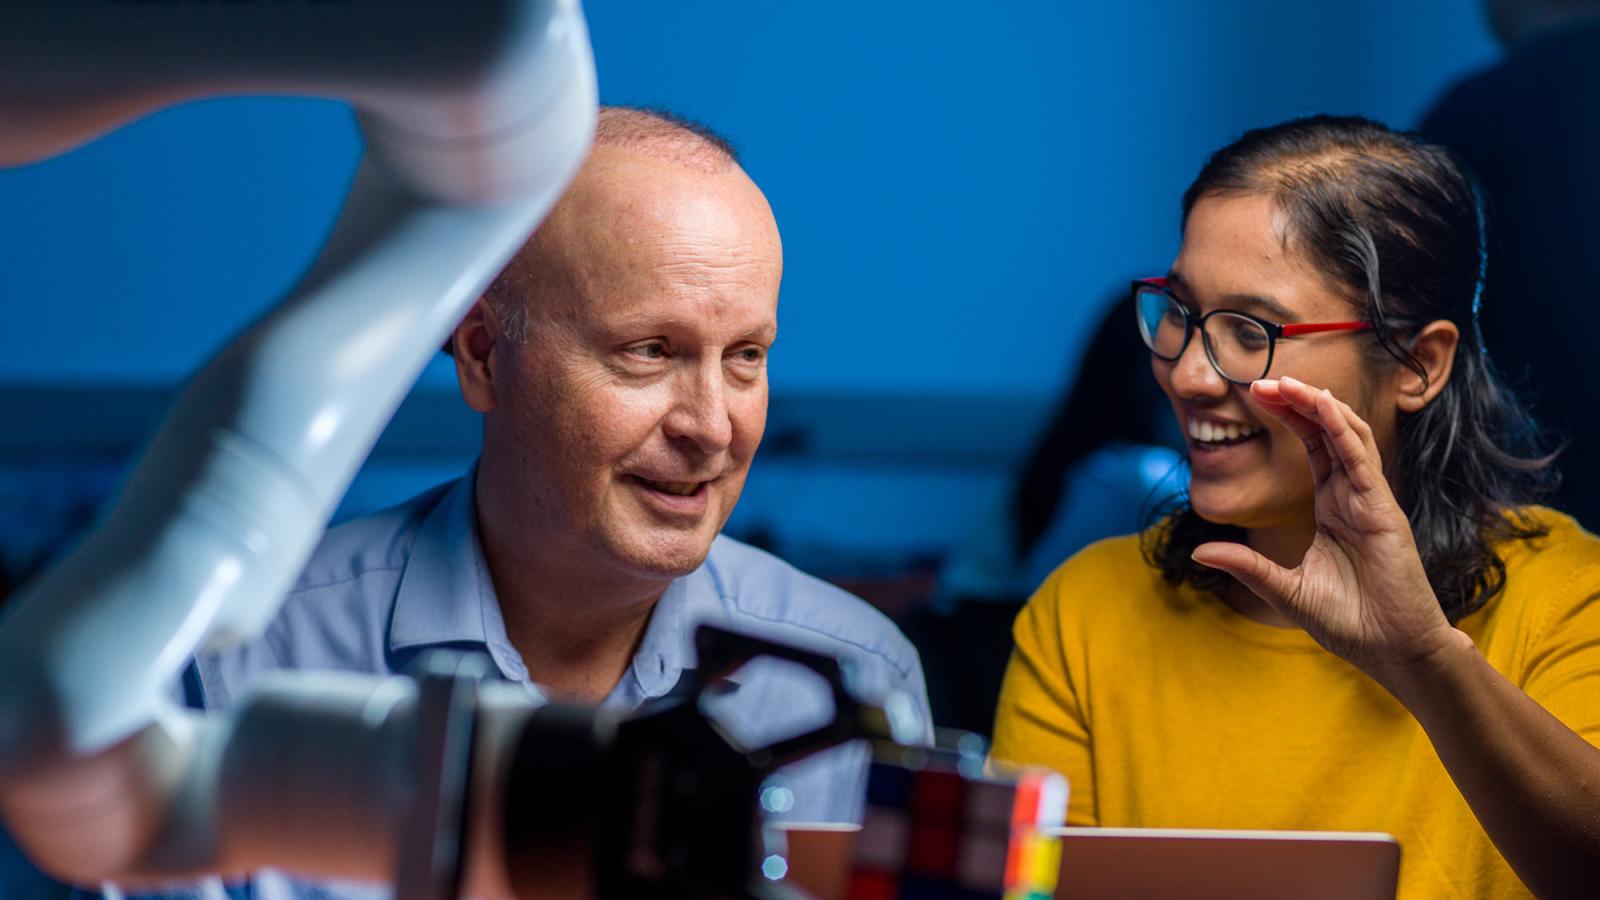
[1421,1,1600,529]
[913,292,1180,736]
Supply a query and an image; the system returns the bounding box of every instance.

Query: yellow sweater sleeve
[991,561,1098,825]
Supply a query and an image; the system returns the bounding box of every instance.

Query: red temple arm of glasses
[1137,278,1371,336]
[1281,321,1372,336]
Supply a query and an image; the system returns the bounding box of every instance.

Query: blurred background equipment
[499,624,925,900]
[774,746,1069,900]
[911,291,1183,735]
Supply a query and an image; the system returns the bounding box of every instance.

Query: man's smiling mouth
[633,476,707,496]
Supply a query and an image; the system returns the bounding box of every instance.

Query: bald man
[173,107,929,899]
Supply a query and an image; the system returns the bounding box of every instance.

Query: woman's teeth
[1188,418,1263,444]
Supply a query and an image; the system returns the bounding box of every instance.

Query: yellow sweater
[991,508,1600,899]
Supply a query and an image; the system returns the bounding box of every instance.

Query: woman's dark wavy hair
[1144,114,1558,622]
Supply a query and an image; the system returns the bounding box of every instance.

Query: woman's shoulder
[1491,505,1600,617]
[1038,532,1150,586]
[1474,507,1600,679]
[1499,506,1600,577]
[1026,531,1175,627]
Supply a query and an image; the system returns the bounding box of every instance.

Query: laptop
[775,824,1399,900]
[1049,827,1399,900]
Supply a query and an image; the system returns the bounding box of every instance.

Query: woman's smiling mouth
[1187,415,1264,449]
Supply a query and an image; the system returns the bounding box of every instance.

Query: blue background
[0,1,1500,578]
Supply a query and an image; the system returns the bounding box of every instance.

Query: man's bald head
[591,106,740,174]
[482,107,757,341]
[450,106,781,592]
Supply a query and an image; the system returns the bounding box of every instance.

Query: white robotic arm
[0,1,596,890]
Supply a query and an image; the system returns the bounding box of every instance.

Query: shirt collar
[387,470,736,701]
[388,470,527,681]
[627,538,735,701]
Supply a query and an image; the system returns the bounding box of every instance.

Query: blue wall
[0,1,1497,392]
[0,2,1501,572]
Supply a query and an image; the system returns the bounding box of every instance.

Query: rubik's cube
[847,756,1067,900]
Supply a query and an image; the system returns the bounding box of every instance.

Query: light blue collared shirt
[136,472,930,899]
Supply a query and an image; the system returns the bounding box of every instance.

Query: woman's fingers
[1191,540,1299,614]
[1250,380,1333,483]
[1264,378,1347,481]
[1274,376,1386,494]
[1311,386,1387,494]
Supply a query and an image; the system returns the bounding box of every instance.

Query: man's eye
[734,347,765,364]
[628,342,667,360]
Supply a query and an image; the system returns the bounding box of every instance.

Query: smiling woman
[991,116,1600,900]
[1144,118,1556,623]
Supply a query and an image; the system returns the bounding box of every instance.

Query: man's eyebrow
[597,312,693,333]
[740,321,778,342]
[596,313,778,341]
[1166,269,1299,322]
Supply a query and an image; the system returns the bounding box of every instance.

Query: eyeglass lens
[1135,285,1272,383]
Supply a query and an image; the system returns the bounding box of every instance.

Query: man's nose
[1169,330,1229,399]
[663,363,734,455]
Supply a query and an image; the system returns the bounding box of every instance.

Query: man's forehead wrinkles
[566,199,761,256]
[594,288,776,323]
[577,233,770,288]
[651,254,767,278]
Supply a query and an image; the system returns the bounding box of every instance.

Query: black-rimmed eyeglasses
[1133,277,1372,385]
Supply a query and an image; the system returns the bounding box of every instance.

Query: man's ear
[1395,319,1460,414]
[452,297,500,413]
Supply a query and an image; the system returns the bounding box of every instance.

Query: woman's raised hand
[1190,376,1462,684]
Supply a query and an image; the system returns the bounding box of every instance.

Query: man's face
[463,147,782,584]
